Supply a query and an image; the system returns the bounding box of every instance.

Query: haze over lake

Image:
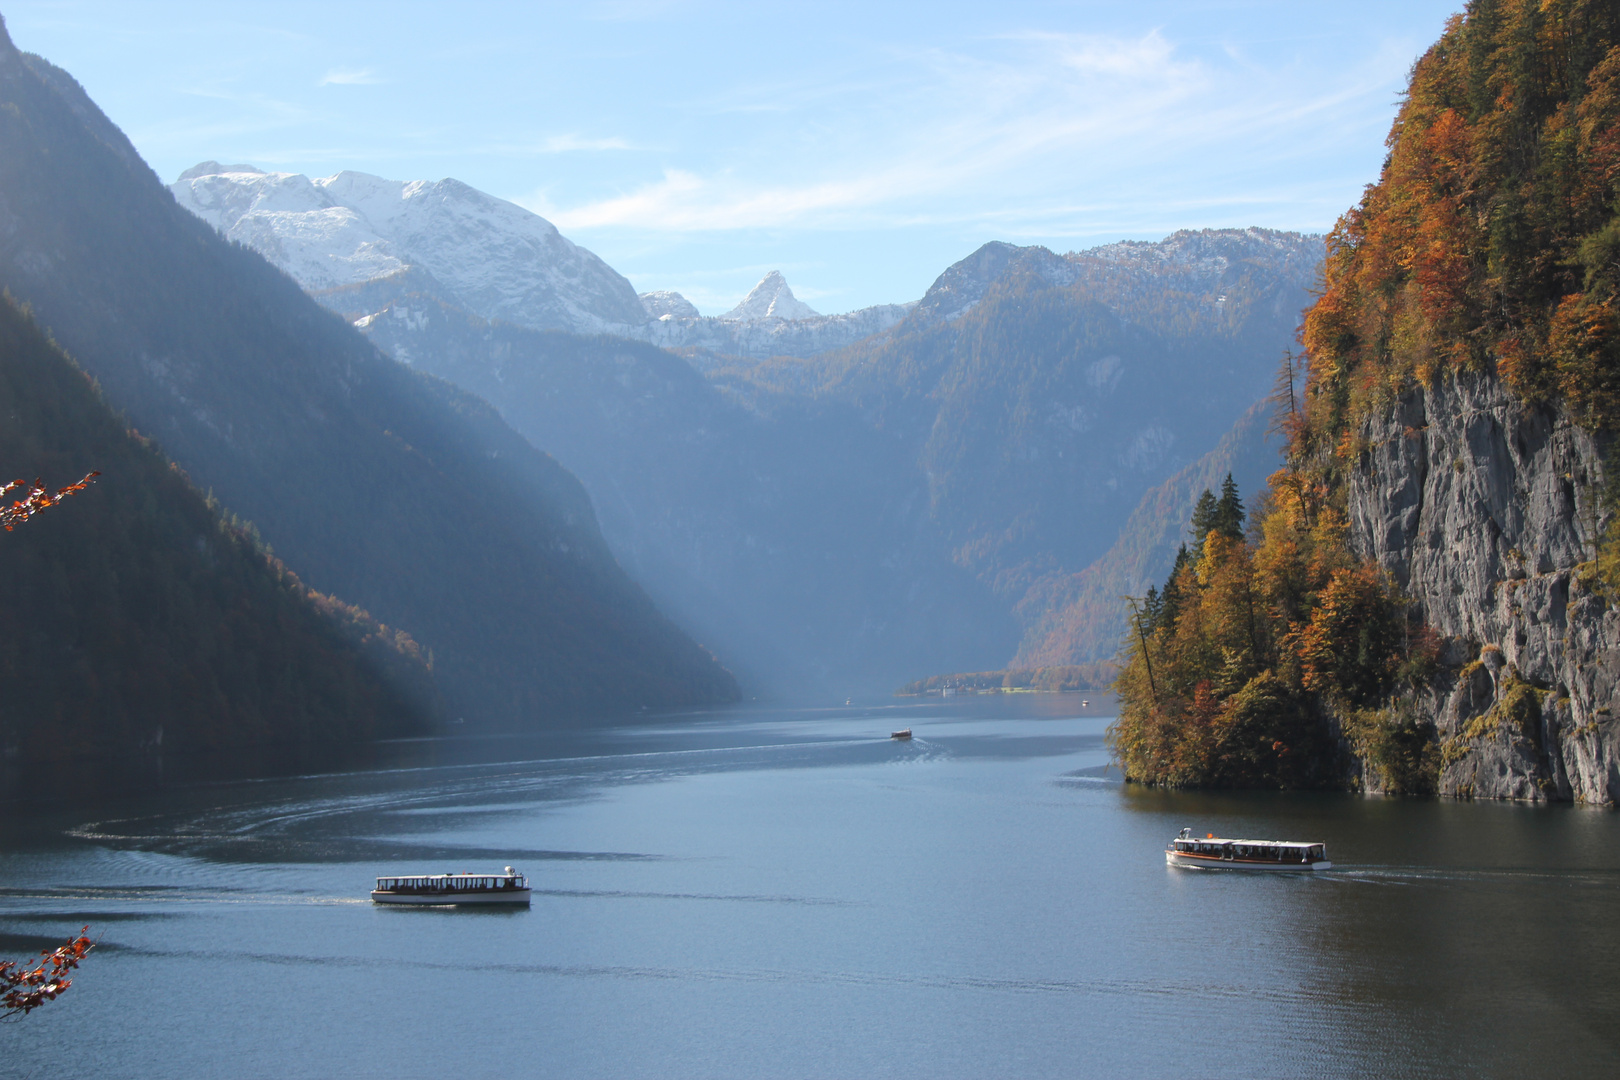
[3,697,1614,1078]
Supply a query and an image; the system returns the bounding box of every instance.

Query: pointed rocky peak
[722,271,819,322]
[640,290,700,320]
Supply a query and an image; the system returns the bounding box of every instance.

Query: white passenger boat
[1165,828,1330,871]
[371,866,531,905]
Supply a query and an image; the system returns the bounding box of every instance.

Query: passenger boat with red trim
[1165,828,1330,871]
[371,866,531,905]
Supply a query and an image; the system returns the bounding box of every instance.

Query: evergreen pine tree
[1158,543,1191,629]
[1189,490,1218,550]
[1213,473,1245,540]
[1142,585,1163,631]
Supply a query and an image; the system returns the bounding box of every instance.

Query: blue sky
[4,1,1462,314]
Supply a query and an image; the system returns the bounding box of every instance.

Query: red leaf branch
[0,471,99,532]
[1,928,94,1020]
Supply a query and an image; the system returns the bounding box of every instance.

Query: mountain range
[214,160,1319,694]
[170,164,915,360]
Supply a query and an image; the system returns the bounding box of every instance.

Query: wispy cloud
[536,26,1408,237]
[320,68,382,86]
[539,31,1206,231]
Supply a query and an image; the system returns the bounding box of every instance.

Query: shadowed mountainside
[0,24,738,727]
[0,293,434,787]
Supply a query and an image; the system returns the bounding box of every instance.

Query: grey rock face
[1349,369,1619,803]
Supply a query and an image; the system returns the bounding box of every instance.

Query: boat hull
[371,889,532,905]
[1165,850,1330,871]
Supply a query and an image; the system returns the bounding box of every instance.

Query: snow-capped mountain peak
[170,162,651,333]
[722,271,819,322]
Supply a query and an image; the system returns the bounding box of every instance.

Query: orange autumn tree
[1109,475,1428,790]
[1299,0,1620,438]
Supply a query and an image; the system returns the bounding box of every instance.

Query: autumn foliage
[1297,0,1620,442]
[1105,2,1620,790]
[1109,475,1434,789]
[0,471,97,531]
[1,930,92,1021]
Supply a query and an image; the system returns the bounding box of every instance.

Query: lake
[2,695,1616,1078]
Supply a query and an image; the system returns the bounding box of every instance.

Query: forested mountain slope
[0,21,737,726]
[783,231,1315,586]
[0,295,432,786]
[1112,0,1620,804]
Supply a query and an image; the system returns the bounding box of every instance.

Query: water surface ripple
[2,696,1615,1078]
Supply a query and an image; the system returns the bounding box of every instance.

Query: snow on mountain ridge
[646,301,915,364]
[171,163,651,334]
[640,290,701,320]
[171,164,893,355]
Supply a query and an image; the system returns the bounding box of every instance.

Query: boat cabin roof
[375,872,522,882]
[1180,838,1322,847]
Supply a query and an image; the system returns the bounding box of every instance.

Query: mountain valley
[235,185,1321,694]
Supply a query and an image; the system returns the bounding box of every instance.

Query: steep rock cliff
[1351,370,1618,803]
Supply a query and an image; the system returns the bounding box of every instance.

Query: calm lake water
[2,695,1616,1078]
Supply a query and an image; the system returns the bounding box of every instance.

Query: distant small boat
[371,866,531,905]
[1081,699,1090,707]
[890,728,913,740]
[1165,828,1330,871]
